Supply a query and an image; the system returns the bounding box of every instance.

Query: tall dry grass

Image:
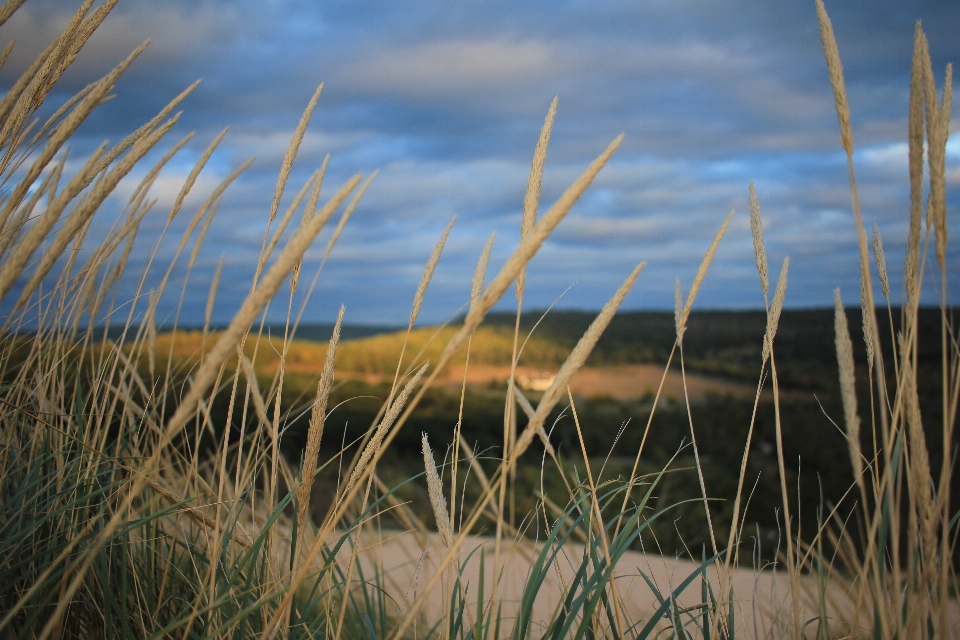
[0,1,955,639]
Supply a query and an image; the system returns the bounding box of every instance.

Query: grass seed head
[422,432,452,546]
[749,182,769,299]
[411,217,455,328]
[833,288,862,482]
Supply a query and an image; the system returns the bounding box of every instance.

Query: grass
[0,0,957,638]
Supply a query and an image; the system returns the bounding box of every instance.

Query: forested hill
[99,307,949,393]
[478,307,950,391]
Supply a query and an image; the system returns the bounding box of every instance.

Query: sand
[310,529,871,639]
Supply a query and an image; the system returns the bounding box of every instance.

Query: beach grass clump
[0,1,956,638]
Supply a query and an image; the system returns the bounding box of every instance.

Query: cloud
[0,0,957,326]
[340,39,555,97]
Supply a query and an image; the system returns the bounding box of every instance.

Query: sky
[1,0,958,327]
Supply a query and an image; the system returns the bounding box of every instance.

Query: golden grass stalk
[459,135,623,343]
[422,432,453,546]
[921,36,941,229]
[323,167,368,255]
[513,385,555,457]
[514,261,644,459]
[620,212,734,542]
[278,135,624,640]
[354,216,454,479]
[0,0,27,28]
[762,258,789,365]
[0,0,111,172]
[237,350,271,428]
[117,77,202,151]
[262,168,324,283]
[0,141,107,303]
[288,156,329,293]
[517,96,557,298]
[297,305,343,536]
[330,136,621,529]
[451,231,496,524]
[503,98,558,538]
[304,154,329,223]
[872,224,889,301]
[817,0,889,462]
[0,149,65,261]
[834,289,863,485]
[1,39,148,230]
[204,255,224,337]
[270,83,323,227]
[568,385,626,636]
[932,65,951,273]
[721,251,788,632]
[246,82,324,304]
[411,216,455,328]
[674,278,683,341]
[291,169,376,333]
[343,361,429,496]
[151,158,255,307]
[12,128,195,319]
[749,182,769,299]
[0,39,11,71]
[676,210,734,341]
[860,274,876,370]
[162,173,361,444]
[471,232,495,313]
[816,0,852,156]
[146,291,158,380]
[905,25,926,309]
[165,126,229,228]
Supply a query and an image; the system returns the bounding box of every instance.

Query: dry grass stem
[204,254,224,334]
[7,4,958,637]
[297,305,343,536]
[411,216,455,328]
[676,210,734,340]
[163,173,361,443]
[749,182,769,299]
[514,261,644,458]
[517,97,557,297]
[471,232,495,313]
[905,25,926,306]
[0,0,27,28]
[674,279,683,341]
[860,275,876,370]
[422,433,453,546]
[269,83,323,225]
[344,361,429,495]
[762,257,789,364]
[834,289,863,484]
[816,0,853,155]
[872,224,890,300]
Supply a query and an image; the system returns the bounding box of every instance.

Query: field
[0,1,958,639]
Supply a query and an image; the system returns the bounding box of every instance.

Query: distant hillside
[101,322,399,344]
[479,307,951,391]
[138,307,951,393]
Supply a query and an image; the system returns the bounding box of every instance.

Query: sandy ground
[308,530,887,639]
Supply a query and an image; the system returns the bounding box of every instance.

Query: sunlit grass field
[0,1,957,638]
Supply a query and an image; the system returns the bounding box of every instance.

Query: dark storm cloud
[0,0,957,326]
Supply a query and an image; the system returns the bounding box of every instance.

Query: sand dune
[307,529,877,639]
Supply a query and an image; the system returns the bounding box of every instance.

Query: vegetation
[0,1,956,638]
